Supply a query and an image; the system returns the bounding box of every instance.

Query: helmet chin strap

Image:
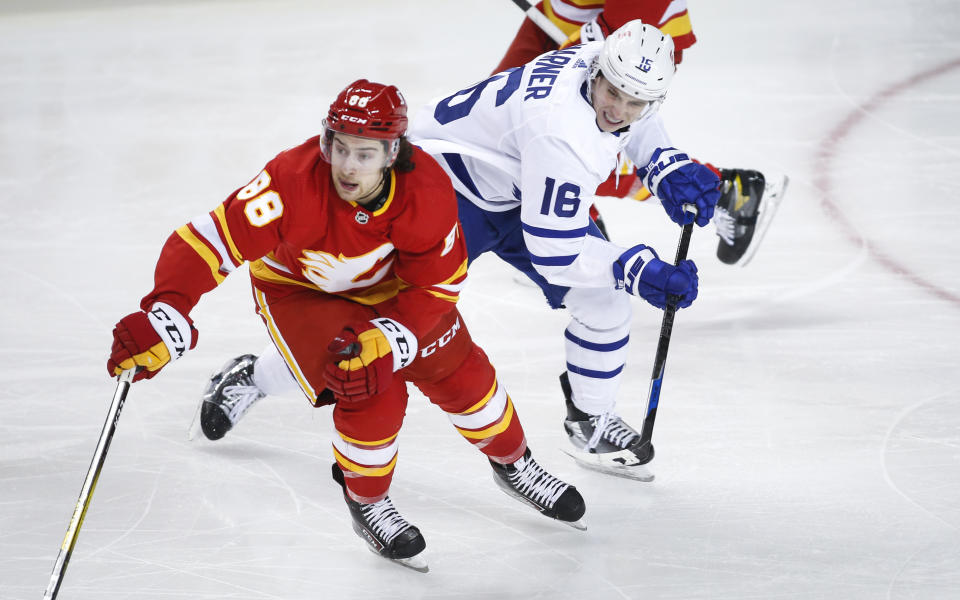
[587,57,601,99]
[634,99,663,122]
[355,169,390,210]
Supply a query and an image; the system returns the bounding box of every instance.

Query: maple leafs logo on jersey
[299,244,395,292]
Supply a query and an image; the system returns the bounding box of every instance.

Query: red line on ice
[814,56,960,306]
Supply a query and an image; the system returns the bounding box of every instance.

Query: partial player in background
[106,79,585,573]
[496,0,788,266]
[408,20,718,480]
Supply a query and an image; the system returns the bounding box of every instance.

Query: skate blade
[738,174,789,267]
[560,448,655,482]
[366,546,429,573]
[565,518,588,531]
[394,554,429,573]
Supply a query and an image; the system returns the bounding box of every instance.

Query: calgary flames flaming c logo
[299,243,395,292]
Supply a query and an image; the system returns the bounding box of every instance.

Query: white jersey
[410,42,671,289]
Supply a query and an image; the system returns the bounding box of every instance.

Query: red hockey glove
[107,302,197,382]
[323,318,417,403]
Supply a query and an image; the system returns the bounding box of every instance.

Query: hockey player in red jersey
[495,0,697,75]
[495,0,788,267]
[106,79,585,572]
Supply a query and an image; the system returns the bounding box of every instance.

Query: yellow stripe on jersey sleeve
[440,259,468,284]
[558,0,604,7]
[175,225,226,284]
[426,289,459,302]
[422,258,469,302]
[660,13,693,39]
[543,3,582,36]
[212,204,244,265]
[544,0,605,36]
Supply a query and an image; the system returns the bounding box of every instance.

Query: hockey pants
[252,286,527,504]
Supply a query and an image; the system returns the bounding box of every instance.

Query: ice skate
[490,448,587,530]
[559,372,655,482]
[331,464,428,573]
[714,169,789,267]
[188,354,265,441]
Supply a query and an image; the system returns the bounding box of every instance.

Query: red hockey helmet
[321,79,408,166]
[325,79,408,139]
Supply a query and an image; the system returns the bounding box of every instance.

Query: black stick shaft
[637,221,694,456]
[43,370,134,600]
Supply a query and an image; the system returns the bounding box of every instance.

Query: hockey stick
[633,219,695,465]
[43,368,135,600]
[508,0,568,45]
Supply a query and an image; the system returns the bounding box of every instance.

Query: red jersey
[142,137,468,339]
[548,0,697,57]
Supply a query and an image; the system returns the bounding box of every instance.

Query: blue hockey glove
[638,148,721,227]
[613,245,699,309]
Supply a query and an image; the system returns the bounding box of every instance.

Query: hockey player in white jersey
[408,20,721,479]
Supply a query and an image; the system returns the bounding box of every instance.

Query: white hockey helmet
[592,20,676,109]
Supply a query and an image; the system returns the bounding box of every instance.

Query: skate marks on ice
[882,390,960,528]
[879,390,960,596]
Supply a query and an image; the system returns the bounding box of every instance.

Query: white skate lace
[220,385,265,420]
[713,206,736,245]
[587,413,639,450]
[586,413,611,449]
[360,497,410,543]
[508,457,567,508]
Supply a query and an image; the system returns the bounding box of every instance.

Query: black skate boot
[189,354,266,441]
[490,448,587,530]
[559,372,655,482]
[714,169,790,266]
[331,463,428,573]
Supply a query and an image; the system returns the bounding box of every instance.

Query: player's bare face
[330,134,388,205]
[592,77,651,132]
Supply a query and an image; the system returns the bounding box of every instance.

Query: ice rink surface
[2,1,959,598]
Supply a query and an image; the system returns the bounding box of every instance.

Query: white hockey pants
[562,285,633,416]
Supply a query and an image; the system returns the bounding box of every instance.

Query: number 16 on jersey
[540,177,581,217]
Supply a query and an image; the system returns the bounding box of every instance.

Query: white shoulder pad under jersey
[409,43,670,288]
